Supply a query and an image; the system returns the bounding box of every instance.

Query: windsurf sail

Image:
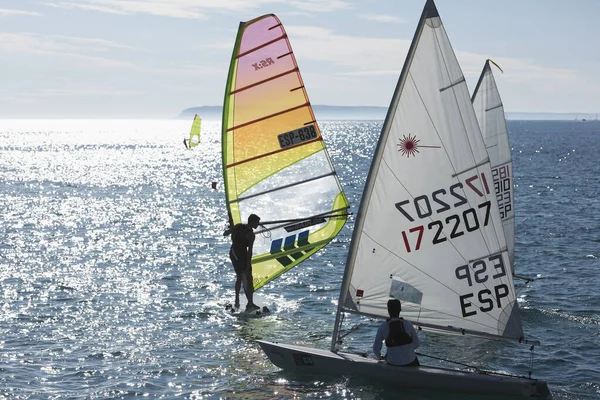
[222,14,349,291]
[186,114,201,149]
[472,60,515,274]
[332,0,527,347]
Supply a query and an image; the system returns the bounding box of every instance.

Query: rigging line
[236,34,287,59]
[230,171,336,203]
[415,352,482,370]
[333,310,346,346]
[419,351,534,380]
[230,67,299,95]
[226,136,323,168]
[226,102,309,132]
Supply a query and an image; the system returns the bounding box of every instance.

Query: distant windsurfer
[183,139,189,149]
[373,299,420,366]
[226,214,261,311]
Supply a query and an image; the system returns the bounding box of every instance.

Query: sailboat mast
[221,21,245,212]
[330,0,438,352]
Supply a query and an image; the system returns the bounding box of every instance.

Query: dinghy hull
[257,341,551,398]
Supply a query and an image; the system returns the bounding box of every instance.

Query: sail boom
[340,309,540,345]
[255,207,350,233]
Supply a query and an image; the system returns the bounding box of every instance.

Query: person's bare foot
[245,303,260,311]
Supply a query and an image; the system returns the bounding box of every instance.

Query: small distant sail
[222,14,350,291]
[186,114,201,149]
[472,60,515,274]
[333,0,524,343]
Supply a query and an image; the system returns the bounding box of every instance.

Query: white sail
[334,0,523,341]
[472,60,515,273]
[257,3,549,396]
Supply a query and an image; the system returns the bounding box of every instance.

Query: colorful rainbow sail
[222,14,349,291]
[185,114,201,149]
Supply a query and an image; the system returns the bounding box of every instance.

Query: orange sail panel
[222,14,349,290]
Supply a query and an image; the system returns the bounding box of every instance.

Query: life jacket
[230,223,252,260]
[385,318,413,347]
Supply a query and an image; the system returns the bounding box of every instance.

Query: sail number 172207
[396,173,492,253]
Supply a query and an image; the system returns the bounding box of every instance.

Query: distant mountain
[178,105,388,121]
[178,106,598,121]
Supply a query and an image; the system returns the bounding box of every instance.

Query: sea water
[0,119,599,399]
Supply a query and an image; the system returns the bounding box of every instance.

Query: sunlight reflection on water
[0,120,599,399]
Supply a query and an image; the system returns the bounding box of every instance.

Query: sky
[1,0,599,118]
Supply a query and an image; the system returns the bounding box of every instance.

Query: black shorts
[229,248,248,275]
[387,356,420,367]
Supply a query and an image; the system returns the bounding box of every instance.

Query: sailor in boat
[373,299,421,366]
[226,214,261,311]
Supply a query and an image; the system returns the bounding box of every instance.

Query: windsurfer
[373,299,420,366]
[183,139,189,149]
[228,214,261,311]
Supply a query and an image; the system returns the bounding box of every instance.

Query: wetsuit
[229,223,252,274]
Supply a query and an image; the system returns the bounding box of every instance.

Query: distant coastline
[178,105,599,121]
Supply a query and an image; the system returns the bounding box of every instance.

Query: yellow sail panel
[188,114,201,149]
[222,14,349,290]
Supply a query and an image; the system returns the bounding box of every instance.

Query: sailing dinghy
[258,1,550,397]
[471,60,519,276]
[221,14,350,294]
[184,114,201,149]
